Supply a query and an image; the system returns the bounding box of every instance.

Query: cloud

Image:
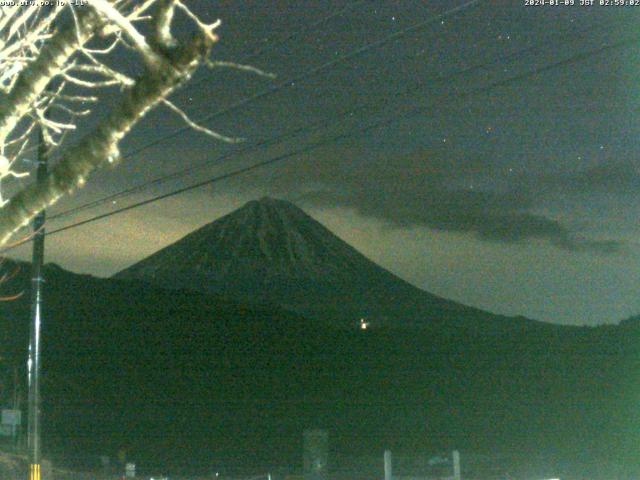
[247,148,622,254]
[298,188,621,254]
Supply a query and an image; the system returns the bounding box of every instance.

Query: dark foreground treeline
[0,262,638,479]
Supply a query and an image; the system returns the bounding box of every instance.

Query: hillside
[0,261,638,478]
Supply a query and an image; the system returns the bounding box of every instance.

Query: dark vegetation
[1,261,638,478]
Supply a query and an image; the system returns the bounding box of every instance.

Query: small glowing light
[359,318,370,330]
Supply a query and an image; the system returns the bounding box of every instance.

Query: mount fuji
[115,197,536,329]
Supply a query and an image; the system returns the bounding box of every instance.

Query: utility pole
[384,450,393,480]
[453,450,461,480]
[27,116,48,480]
[14,365,22,450]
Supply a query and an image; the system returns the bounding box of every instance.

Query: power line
[182,0,368,93]
[31,34,640,243]
[48,18,619,223]
[48,0,483,221]
[116,0,482,160]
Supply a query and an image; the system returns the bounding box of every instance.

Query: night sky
[7,0,640,326]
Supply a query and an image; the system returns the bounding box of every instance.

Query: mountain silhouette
[115,197,537,329]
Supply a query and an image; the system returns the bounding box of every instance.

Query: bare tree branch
[161,98,242,143]
[0,31,215,244]
[0,8,101,145]
[87,0,164,67]
[0,1,241,247]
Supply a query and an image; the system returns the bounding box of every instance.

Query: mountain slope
[115,197,536,329]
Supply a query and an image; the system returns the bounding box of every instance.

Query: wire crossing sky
[46,15,635,224]
[22,32,637,243]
